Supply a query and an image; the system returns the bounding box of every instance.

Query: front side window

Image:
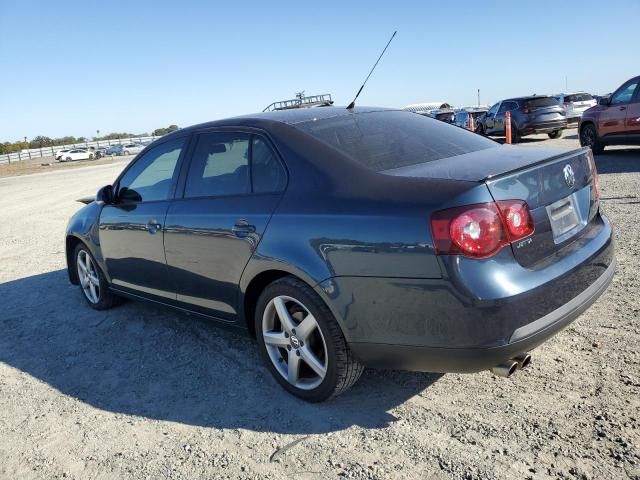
[117,137,184,203]
[185,132,250,198]
[611,81,638,105]
[487,103,499,115]
[498,102,511,114]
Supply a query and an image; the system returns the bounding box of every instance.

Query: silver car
[554,92,597,125]
[121,143,145,156]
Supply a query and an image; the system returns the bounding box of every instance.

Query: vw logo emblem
[563,164,575,188]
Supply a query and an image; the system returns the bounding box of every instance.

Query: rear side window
[296,111,496,172]
[251,137,286,193]
[185,132,250,198]
[524,97,559,109]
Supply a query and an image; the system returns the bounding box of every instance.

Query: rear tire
[548,130,562,139]
[255,276,364,402]
[74,244,122,310]
[580,123,604,154]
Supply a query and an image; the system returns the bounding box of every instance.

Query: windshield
[296,111,497,172]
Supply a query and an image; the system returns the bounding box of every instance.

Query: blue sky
[1,0,638,140]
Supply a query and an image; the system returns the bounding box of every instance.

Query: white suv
[554,92,597,125]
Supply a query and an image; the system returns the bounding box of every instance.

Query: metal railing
[0,135,160,165]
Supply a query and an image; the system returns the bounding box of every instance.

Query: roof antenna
[346,30,397,110]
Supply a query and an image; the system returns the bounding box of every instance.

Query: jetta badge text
[563,164,575,188]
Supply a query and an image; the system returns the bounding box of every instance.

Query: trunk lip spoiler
[482,146,591,182]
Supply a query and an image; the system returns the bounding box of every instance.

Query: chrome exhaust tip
[512,353,532,370]
[491,361,518,378]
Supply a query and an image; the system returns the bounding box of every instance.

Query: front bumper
[349,258,615,372]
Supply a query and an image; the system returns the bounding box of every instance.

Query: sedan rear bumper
[348,257,615,372]
[318,213,614,373]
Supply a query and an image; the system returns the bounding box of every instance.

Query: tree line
[0,125,179,155]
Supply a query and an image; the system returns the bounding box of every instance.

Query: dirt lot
[0,129,639,479]
[0,154,134,178]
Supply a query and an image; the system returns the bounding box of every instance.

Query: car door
[624,79,640,138]
[484,103,500,133]
[164,130,287,320]
[495,101,513,134]
[599,78,639,138]
[99,135,187,300]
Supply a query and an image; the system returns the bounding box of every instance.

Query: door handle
[147,220,162,234]
[619,106,627,111]
[232,220,256,238]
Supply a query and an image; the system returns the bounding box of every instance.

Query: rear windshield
[296,111,496,172]
[564,93,594,103]
[524,97,560,109]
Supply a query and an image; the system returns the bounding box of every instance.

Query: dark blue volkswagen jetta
[65,107,615,401]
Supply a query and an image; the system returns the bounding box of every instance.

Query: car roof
[175,106,394,134]
[502,95,554,102]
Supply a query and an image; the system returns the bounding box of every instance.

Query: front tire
[548,130,562,139]
[256,276,364,402]
[476,123,485,136]
[580,123,604,154]
[74,244,121,310]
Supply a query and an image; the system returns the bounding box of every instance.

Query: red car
[580,76,640,154]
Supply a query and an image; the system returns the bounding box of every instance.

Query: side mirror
[96,185,114,204]
[598,96,610,106]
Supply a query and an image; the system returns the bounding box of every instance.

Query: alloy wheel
[581,126,596,147]
[76,250,100,304]
[262,295,328,390]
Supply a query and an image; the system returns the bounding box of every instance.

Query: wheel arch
[66,235,83,284]
[241,269,303,337]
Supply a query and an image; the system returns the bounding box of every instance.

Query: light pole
[96,129,100,147]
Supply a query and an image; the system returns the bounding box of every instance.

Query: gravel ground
[0,129,638,479]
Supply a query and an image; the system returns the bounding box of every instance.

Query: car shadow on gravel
[0,270,441,434]
[594,149,640,174]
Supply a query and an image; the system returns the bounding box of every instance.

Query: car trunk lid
[383,146,599,267]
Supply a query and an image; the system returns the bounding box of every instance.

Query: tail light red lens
[431,201,534,258]
[495,200,535,240]
[587,150,600,201]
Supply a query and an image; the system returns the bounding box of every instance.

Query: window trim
[610,79,639,106]
[176,127,289,200]
[112,133,191,205]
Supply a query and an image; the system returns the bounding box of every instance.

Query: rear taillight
[587,150,600,201]
[431,201,534,258]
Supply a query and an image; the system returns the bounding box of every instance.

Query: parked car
[93,146,108,159]
[554,92,597,125]
[579,76,640,154]
[65,107,614,401]
[477,96,567,142]
[454,109,488,131]
[105,144,124,156]
[54,148,72,161]
[122,143,145,155]
[59,149,94,162]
